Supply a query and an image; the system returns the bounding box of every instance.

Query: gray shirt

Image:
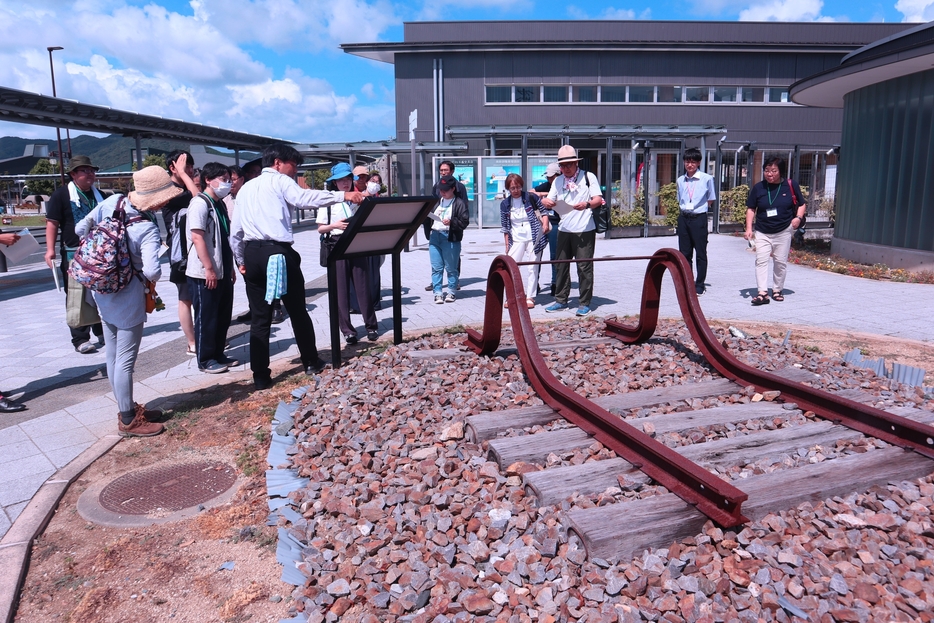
[75,195,162,329]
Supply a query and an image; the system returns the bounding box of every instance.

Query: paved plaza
[1,223,932,542]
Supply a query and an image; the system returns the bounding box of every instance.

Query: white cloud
[738,0,829,21]
[66,55,202,116]
[566,5,652,20]
[0,1,400,143]
[895,0,934,21]
[189,0,399,49]
[417,0,532,21]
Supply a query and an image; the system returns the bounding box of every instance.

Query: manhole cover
[98,461,237,515]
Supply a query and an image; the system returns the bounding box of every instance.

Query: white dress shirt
[230,167,345,265]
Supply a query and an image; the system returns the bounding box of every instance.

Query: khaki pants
[754,224,793,294]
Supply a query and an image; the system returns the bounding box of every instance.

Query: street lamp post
[47,46,66,187]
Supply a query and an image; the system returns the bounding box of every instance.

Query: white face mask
[212,180,232,199]
[366,181,381,195]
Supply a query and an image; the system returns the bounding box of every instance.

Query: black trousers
[243,241,317,384]
[677,212,708,287]
[188,274,234,368]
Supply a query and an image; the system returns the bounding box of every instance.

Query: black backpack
[168,193,213,284]
[558,170,609,234]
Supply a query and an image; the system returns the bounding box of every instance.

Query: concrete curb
[0,434,121,623]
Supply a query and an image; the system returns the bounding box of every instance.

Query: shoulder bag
[319,205,338,267]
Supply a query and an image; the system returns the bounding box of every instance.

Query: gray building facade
[792,21,934,270]
[345,20,912,228]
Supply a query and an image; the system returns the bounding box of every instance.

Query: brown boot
[135,402,163,422]
[118,407,164,438]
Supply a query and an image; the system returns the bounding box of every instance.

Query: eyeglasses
[558,162,576,169]
[72,167,96,175]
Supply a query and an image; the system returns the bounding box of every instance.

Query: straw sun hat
[129,166,183,211]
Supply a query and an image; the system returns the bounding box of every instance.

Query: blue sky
[0,0,928,144]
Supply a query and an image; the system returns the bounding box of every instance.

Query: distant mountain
[0,135,257,171]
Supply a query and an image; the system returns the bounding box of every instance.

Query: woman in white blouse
[316,163,379,344]
[499,173,550,308]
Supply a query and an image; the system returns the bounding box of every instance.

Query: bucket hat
[326,163,354,181]
[67,155,99,173]
[128,166,183,212]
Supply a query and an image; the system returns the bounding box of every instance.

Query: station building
[344,20,911,231]
[792,21,934,270]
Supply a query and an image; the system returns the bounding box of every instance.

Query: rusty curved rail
[606,248,934,460]
[465,254,749,528]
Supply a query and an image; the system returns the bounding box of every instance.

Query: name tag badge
[766,209,778,218]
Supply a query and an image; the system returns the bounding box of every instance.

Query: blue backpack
[69,196,145,294]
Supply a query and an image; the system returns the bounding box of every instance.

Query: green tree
[25,159,59,196]
[303,169,329,190]
[132,153,167,171]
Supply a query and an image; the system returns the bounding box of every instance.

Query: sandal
[771,291,784,302]
[526,299,535,309]
[751,292,770,306]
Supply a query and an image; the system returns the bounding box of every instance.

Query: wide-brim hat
[326,162,354,182]
[129,166,183,211]
[67,155,99,173]
[556,145,582,164]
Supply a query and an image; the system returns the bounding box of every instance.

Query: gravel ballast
[275,318,934,622]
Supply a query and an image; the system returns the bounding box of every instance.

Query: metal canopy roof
[294,141,469,159]
[791,22,934,108]
[0,86,288,150]
[342,21,911,64]
[445,124,726,140]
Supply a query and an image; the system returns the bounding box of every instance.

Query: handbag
[319,205,339,267]
[319,235,337,267]
[65,271,101,328]
[593,200,610,234]
[144,280,163,313]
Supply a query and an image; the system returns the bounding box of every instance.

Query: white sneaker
[434,295,444,304]
[76,341,97,354]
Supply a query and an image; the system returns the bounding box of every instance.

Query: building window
[657,86,682,103]
[629,86,654,102]
[768,88,789,103]
[543,86,568,102]
[515,85,539,103]
[573,86,597,102]
[713,87,738,102]
[486,86,511,103]
[489,83,793,105]
[602,86,627,102]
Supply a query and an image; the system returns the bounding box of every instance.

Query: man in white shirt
[676,148,717,296]
[541,145,603,317]
[230,144,364,390]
